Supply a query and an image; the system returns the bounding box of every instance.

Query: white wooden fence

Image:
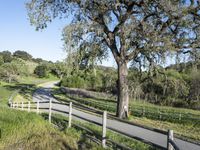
[9,101,179,150]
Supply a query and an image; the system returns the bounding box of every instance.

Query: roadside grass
[0,82,15,106]
[48,113,155,150]
[0,106,79,150]
[12,94,29,103]
[53,89,200,120]
[52,88,200,142]
[0,87,12,106]
[129,116,200,142]
[0,76,59,105]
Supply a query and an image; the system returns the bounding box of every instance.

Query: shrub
[34,65,48,78]
[61,75,85,88]
[172,100,189,108]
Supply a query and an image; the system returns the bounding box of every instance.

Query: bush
[172,100,188,108]
[34,65,48,78]
[0,51,13,63]
[61,75,85,88]
[190,101,200,110]
[13,50,32,61]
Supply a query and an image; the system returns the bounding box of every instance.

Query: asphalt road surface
[32,81,200,150]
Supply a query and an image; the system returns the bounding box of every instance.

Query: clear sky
[0,0,70,62]
[0,1,119,67]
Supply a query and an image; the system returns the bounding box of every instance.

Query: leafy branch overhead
[27,0,200,67]
[27,0,200,118]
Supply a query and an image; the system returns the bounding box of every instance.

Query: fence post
[21,102,24,110]
[142,107,145,116]
[68,102,72,128]
[28,101,31,112]
[159,111,162,120]
[179,113,182,121]
[37,101,39,114]
[167,130,174,150]
[13,103,15,108]
[49,99,52,123]
[102,111,107,148]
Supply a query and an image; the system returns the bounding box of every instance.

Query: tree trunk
[116,61,129,119]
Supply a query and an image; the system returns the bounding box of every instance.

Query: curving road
[32,81,200,150]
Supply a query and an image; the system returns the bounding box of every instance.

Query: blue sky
[0,1,116,66]
[0,1,69,62]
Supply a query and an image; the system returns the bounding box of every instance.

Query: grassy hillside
[0,107,79,150]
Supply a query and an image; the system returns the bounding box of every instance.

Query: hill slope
[0,107,78,150]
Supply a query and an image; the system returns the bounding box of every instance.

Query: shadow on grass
[53,89,116,107]
[41,113,101,149]
[3,83,37,100]
[60,87,117,103]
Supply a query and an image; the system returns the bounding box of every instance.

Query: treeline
[60,61,200,110]
[0,50,64,82]
[1,50,199,109]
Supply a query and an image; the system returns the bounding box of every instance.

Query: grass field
[53,88,200,142]
[0,106,80,150]
[0,82,15,106]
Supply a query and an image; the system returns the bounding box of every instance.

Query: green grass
[0,82,15,106]
[17,75,58,85]
[0,76,59,106]
[0,106,80,150]
[49,113,155,150]
[129,116,200,142]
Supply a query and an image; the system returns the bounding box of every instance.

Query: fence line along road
[10,99,200,150]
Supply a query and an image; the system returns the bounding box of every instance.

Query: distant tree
[34,64,48,78]
[11,58,30,76]
[32,58,44,63]
[13,50,32,61]
[0,56,4,66]
[0,51,12,63]
[188,70,200,102]
[0,63,18,83]
[27,0,200,118]
[51,62,66,79]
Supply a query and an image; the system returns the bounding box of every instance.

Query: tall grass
[49,113,155,150]
[0,82,14,106]
[0,106,78,150]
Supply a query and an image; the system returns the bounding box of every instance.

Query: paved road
[32,81,200,150]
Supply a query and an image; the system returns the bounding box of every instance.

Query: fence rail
[54,94,200,125]
[9,100,187,150]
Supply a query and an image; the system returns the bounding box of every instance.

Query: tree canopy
[0,51,13,63]
[13,50,33,61]
[27,0,200,118]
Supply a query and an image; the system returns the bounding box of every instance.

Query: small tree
[27,0,200,118]
[0,63,18,83]
[13,50,32,61]
[34,65,48,78]
[0,56,4,66]
[0,51,12,63]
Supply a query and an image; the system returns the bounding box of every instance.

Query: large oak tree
[27,0,200,118]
